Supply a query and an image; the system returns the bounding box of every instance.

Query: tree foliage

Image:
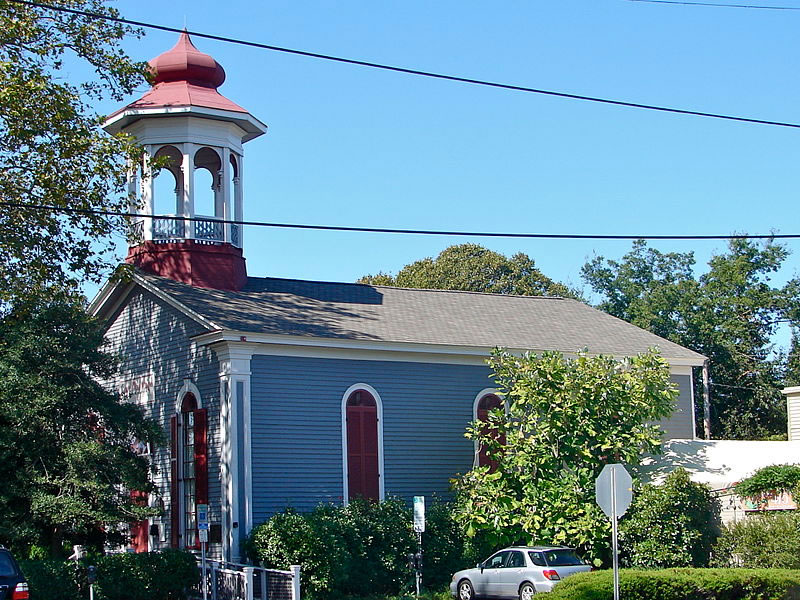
[452,348,677,563]
[359,243,581,299]
[582,238,800,439]
[619,468,720,568]
[0,0,147,303]
[0,295,161,555]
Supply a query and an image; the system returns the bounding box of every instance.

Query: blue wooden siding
[102,289,220,555]
[663,374,694,439]
[249,355,491,521]
[249,355,694,523]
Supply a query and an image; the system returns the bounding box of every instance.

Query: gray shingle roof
[139,272,705,363]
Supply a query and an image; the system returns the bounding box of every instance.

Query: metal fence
[194,560,300,600]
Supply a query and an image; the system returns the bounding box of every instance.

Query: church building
[91,32,706,562]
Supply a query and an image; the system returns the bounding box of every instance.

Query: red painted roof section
[112,32,248,115]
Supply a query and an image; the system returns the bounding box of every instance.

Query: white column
[221,147,232,243]
[141,146,155,241]
[234,154,244,248]
[182,143,196,240]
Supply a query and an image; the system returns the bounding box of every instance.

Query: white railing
[129,214,242,248]
[195,560,300,600]
[152,215,186,240]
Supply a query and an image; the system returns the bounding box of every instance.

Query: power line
[1,201,796,241]
[625,0,800,9]
[7,0,800,130]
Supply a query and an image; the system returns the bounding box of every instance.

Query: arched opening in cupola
[152,145,182,216]
[194,147,221,218]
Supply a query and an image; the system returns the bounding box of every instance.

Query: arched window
[170,390,207,549]
[474,391,504,471]
[342,385,384,502]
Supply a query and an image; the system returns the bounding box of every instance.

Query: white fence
[195,560,300,600]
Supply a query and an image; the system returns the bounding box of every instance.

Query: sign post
[595,464,632,600]
[412,496,425,597]
[197,504,209,600]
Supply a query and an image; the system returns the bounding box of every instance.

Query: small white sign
[198,529,208,544]
[413,496,425,533]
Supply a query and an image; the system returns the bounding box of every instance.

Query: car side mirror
[478,562,484,573]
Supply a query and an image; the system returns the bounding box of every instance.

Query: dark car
[0,549,28,600]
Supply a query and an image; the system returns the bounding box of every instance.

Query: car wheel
[457,579,475,600]
[519,582,536,600]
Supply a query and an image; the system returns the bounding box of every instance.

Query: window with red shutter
[171,392,208,550]
[345,389,379,501]
[476,394,504,472]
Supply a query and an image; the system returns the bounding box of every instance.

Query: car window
[485,551,508,569]
[527,551,547,566]
[543,549,584,566]
[506,551,525,568]
[0,553,17,576]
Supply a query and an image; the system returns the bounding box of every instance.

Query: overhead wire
[6,0,800,130]
[624,0,800,9]
[0,201,795,241]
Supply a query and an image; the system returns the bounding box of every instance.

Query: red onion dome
[149,31,225,89]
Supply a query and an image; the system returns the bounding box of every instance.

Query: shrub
[96,549,199,600]
[19,551,198,600]
[735,464,800,505]
[712,511,800,569]
[619,468,720,568]
[18,559,84,600]
[547,568,800,600]
[246,498,494,599]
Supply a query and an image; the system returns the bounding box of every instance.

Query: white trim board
[199,338,700,375]
[194,331,704,369]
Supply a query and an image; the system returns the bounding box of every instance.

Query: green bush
[548,568,800,600]
[18,559,84,600]
[246,498,495,599]
[712,511,800,569]
[619,468,720,568]
[19,551,198,600]
[96,549,199,600]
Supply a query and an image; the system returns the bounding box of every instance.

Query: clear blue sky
[88,0,799,314]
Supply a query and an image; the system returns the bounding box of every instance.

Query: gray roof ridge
[245,274,567,300]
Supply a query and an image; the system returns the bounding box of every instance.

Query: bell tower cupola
[104,32,267,291]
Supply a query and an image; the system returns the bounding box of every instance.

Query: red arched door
[346,389,379,501]
[476,393,503,471]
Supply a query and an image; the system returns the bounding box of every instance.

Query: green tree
[452,348,677,564]
[582,238,799,439]
[0,0,147,303]
[619,468,720,568]
[0,295,161,556]
[358,243,582,299]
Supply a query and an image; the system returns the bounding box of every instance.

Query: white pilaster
[215,343,252,563]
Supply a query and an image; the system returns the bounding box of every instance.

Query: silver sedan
[449,546,591,599]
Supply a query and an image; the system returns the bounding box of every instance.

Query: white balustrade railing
[129,215,241,248]
[195,559,300,600]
